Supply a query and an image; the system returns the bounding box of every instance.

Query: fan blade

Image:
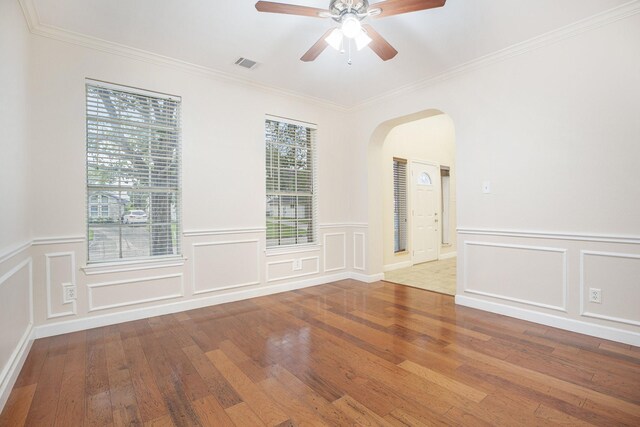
[300,28,335,62]
[372,0,446,18]
[255,1,327,18]
[362,24,398,61]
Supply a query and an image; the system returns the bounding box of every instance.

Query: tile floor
[383,257,456,295]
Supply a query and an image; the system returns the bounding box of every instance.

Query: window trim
[85,79,182,264]
[265,114,318,251]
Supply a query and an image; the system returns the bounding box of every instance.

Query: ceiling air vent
[234,57,258,70]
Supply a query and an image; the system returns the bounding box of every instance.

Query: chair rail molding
[0,241,31,265]
[457,227,640,245]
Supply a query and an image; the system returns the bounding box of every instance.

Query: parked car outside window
[123,210,148,224]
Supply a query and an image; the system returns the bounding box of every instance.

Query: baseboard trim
[455,295,640,347]
[33,272,352,339]
[383,261,412,272]
[0,324,34,412]
[351,272,385,283]
[439,251,457,260]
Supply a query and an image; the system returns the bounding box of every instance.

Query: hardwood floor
[1,280,639,426]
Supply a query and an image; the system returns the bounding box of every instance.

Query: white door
[411,161,440,264]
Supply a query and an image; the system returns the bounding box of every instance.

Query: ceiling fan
[255,0,446,64]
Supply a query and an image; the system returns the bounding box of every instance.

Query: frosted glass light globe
[341,14,361,39]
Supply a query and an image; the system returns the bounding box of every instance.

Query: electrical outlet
[63,283,77,303]
[589,288,602,303]
[292,259,303,271]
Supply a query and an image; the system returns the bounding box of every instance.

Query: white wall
[353,11,640,344]
[381,115,456,270]
[25,23,370,334]
[0,0,34,410]
[1,0,31,253]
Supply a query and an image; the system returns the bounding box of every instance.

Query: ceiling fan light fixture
[341,13,361,38]
[354,29,371,50]
[325,28,344,51]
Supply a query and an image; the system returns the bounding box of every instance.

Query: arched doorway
[367,109,457,295]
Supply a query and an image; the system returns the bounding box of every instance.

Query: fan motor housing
[329,0,369,21]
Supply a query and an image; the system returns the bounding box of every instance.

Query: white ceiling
[31,0,627,107]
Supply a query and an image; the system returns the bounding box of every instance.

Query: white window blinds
[86,82,181,262]
[265,117,317,247]
[393,158,407,253]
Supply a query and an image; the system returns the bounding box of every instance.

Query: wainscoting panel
[192,239,260,295]
[353,232,366,271]
[0,257,33,410]
[323,233,346,272]
[581,251,640,326]
[463,241,567,312]
[45,252,76,319]
[267,256,319,282]
[87,273,184,312]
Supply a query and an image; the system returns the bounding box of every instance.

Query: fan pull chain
[348,39,352,66]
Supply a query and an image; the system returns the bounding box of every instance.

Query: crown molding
[17,0,350,112]
[353,0,640,110]
[18,0,640,112]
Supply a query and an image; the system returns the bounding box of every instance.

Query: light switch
[482,181,491,194]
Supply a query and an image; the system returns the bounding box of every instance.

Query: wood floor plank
[13,339,50,388]
[268,364,353,427]
[448,343,640,420]
[398,359,487,403]
[181,344,243,409]
[104,331,143,426]
[534,403,599,426]
[85,390,114,427]
[0,384,37,427]
[258,377,329,427]
[333,395,393,427]
[135,320,202,426]
[23,350,67,426]
[120,334,168,422]
[225,402,267,427]
[191,395,235,427]
[144,414,176,427]
[3,280,639,426]
[207,349,289,426]
[54,331,86,427]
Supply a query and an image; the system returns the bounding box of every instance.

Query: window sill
[82,256,187,275]
[265,244,321,257]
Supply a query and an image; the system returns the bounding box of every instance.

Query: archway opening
[367,109,457,295]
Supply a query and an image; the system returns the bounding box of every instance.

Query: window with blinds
[393,158,407,253]
[265,116,316,248]
[86,82,181,263]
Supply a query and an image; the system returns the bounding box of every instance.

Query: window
[86,81,181,262]
[265,116,316,247]
[393,158,407,253]
[441,166,451,245]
